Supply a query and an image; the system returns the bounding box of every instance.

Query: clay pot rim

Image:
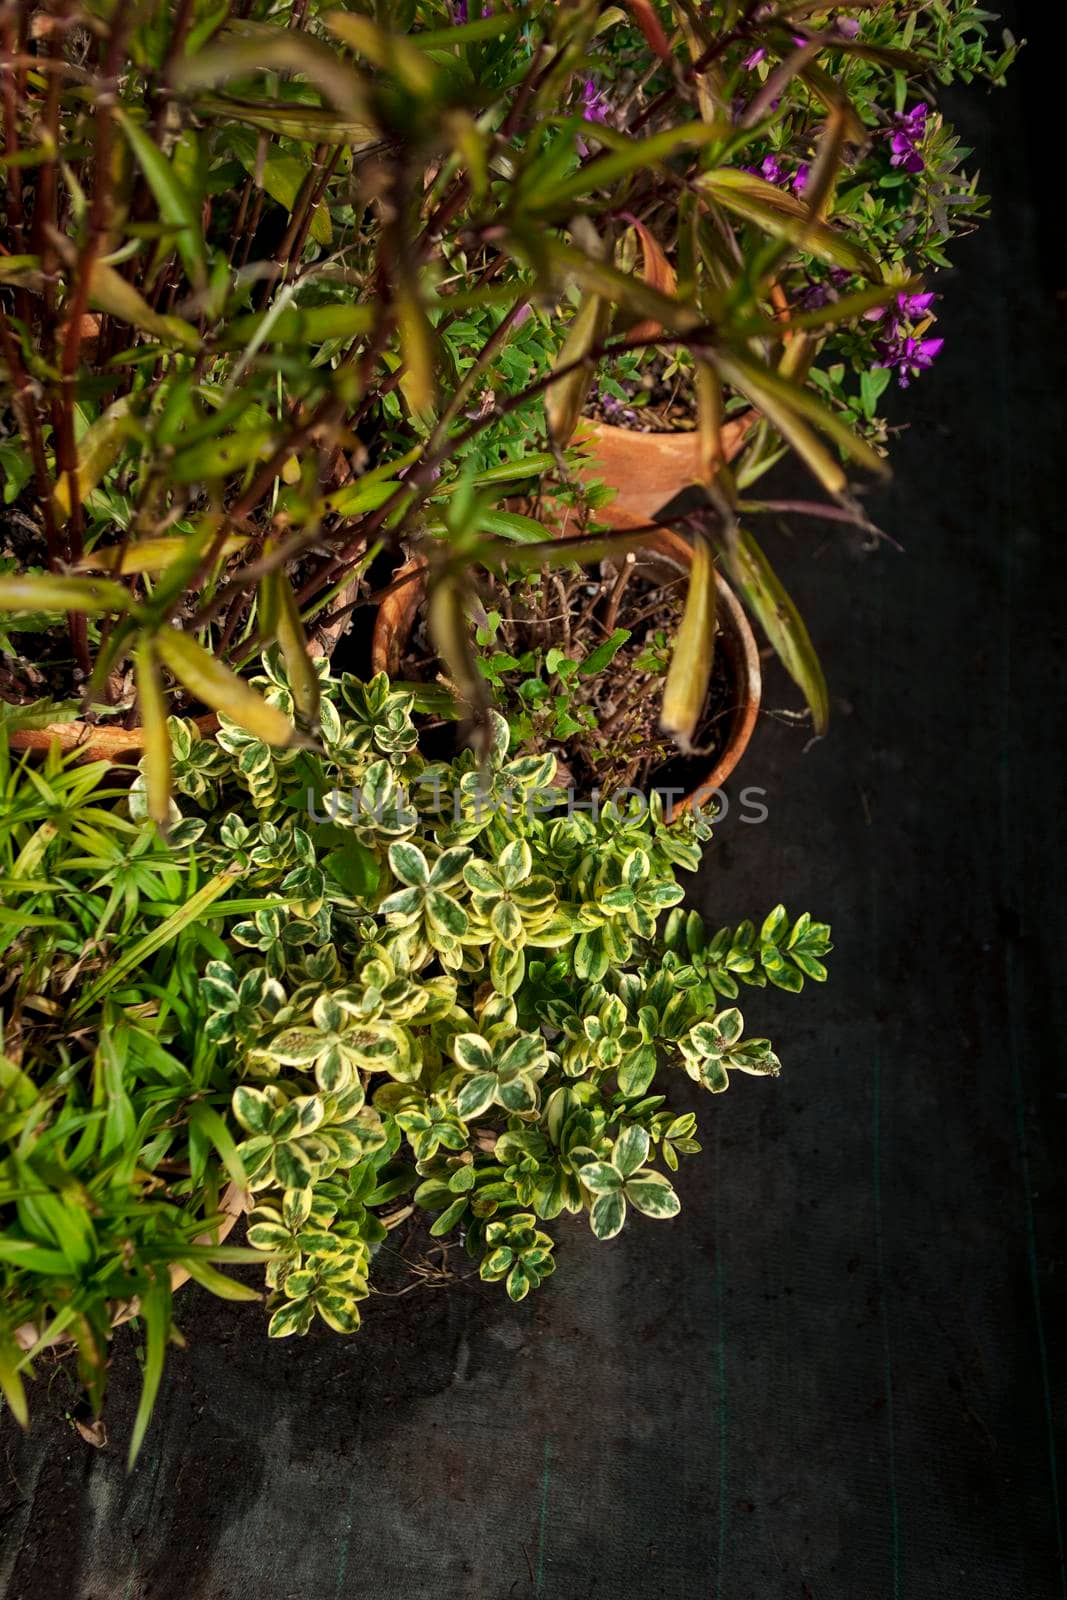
[6,710,218,763]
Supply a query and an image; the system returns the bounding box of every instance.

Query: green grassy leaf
[116,110,208,289]
[725,529,829,735]
[127,1278,171,1469]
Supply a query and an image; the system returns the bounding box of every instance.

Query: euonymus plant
[0,0,1014,782]
[0,661,829,1451]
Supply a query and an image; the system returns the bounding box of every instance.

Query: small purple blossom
[835,17,861,41]
[796,267,851,310]
[869,290,942,386]
[452,0,467,19]
[743,46,766,69]
[886,102,928,175]
[896,290,935,319]
[865,290,938,327]
[874,331,944,388]
[597,389,637,424]
[745,154,809,193]
[582,77,611,124]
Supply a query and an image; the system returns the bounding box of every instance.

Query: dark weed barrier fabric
[1,4,1064,1595]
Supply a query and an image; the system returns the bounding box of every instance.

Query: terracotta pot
[13,1182,250,1354]
[370,515,761,814]
[575,411,755,525]
[7,711,218,764]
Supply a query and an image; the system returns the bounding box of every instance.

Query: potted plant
[0,0,1014,780]
[0,0,1013,1456]
[371,508,763,809]
[572,2,1015,524]
[0,662,830,1452]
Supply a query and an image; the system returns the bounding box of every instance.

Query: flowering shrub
[0,0,1015,777]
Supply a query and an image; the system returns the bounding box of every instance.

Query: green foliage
[0,0,1014,762]
[0,662,830,1444]
[0,734,265,1447]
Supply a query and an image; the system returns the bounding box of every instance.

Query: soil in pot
[391,555,740,800]
[585,351,699,434]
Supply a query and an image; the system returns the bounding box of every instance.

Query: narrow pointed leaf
[116,109,208,289]
[155,628,295,746]
[88,261,199,348]
[660,536,717,753]
[127,1279,170,1469]
[53,398,137,520]
[698,170,876,277]
[725,529,828,734]
[545,292,610,448]
[135,639,172,826]
[0,574,130,614]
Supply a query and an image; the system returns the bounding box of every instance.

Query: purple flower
[452,0,467,19]
[582,77,611,124]
[886,102,928,174]
[747,154,809,193]
[865,287,942,385]
[835,17,861,41]
[896,290,935,319]
[743,46,766,69]
[796,267,851,310]
[599,391,637,423]
[875,331,944,388]
[866,290,938,329]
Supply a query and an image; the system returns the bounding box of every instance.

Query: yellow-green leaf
[659,536,716,752]
[155,628,295,745]
[0,574,130,614]
[536,123,729,211]
[88,261,199,348]
[134,639,172,826]
[541,238,701,334]
[396,282,435,420]
[115,109,208,289]
[694,359,724,485]
[545,291,610,449]
[716,350,888,480]
[189,95,378,147]
[229,134,333,247]
[444,109,488,200]
[172,29,373,124]
[78,533,248,575]
[76,865,242,1011]
[726,528,828,734]
[711,351,847,495]
[127,1279,169,1469]
[0,1335,28,1429]
[262,563,321,731]
[428,574,487,721]
[52,397,137,520]
[698,170,877,278]
[324,11,436,95]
